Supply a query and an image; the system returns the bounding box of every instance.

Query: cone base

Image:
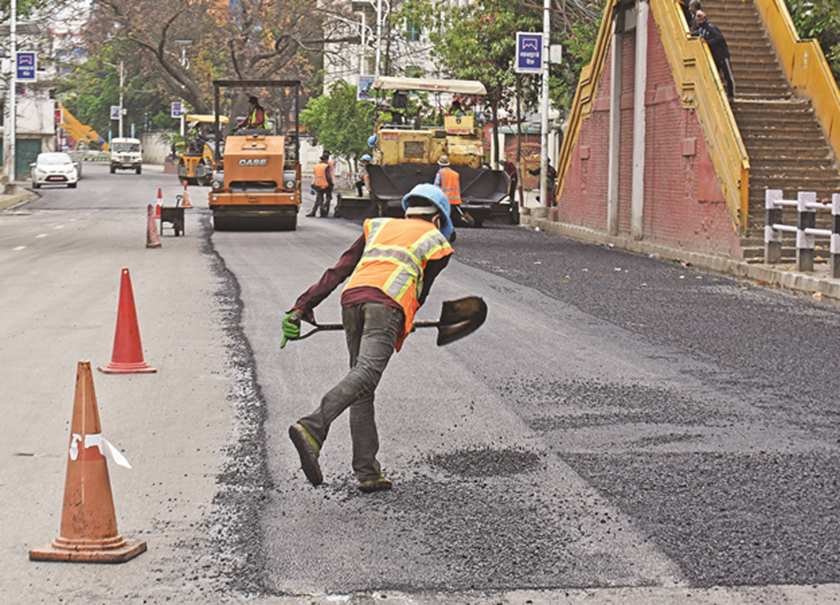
[98,361,157,374]
[30,538,147,563]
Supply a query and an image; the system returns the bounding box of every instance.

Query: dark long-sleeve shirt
[696,21,730,64]
[291,231,451,328]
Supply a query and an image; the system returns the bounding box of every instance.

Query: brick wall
[557,12,742,258]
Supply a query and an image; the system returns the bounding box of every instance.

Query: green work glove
[281,310,302,349]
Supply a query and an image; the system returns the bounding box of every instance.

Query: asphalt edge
[521,215,840,304]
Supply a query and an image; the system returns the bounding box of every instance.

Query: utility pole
[118,60,124,138]
[539,0,550,209]
[4,0,16,184]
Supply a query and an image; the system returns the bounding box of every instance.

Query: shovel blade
[436,296,487,346]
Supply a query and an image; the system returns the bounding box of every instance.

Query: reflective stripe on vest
[344,217,453,349]
[246,108,267,129]
[438,168,461,205]
[313,163,331,188]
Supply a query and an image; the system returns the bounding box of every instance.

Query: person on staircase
[687,0,701,33]
[695,10,735,103]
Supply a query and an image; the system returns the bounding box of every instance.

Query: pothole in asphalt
[429,445,541,477]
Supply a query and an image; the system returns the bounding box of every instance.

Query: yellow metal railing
[650,0,750,233]
[755,0,840,163]
[556,0,750,234]
[555,0,618,204]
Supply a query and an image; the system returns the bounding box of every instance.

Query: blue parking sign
[16,52,36,81]
[515,32,543,74]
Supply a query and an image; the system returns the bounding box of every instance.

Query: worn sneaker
[358,475,392,493]
[288,423,323,486]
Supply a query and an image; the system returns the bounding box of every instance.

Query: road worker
[234,96,267,131]
[307,154,334,217]
[283,183,454,492]
[434,155,473,227]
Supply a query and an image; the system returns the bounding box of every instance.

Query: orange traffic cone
[99,268,157,374]
[29,361,147,563]
[181,182,192,209]
[154,188,162,218]
[146,204,162,249]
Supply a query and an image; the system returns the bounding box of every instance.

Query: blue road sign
[16,52,36,81]
[516,32,544,74]
[171,101,183,118]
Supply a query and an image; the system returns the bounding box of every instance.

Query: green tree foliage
[394,0,602,163]
[57,42,173,140]
[786,0,840,84]
[0,0,46,21]
[300,79,377,165]
[397,0,541,160]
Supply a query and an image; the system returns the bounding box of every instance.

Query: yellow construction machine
[338,76,511,227]
[177,114,228,186]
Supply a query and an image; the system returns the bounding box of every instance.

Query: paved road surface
[2,163,840,604]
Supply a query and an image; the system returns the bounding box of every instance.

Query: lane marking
[54,225,65,230]
[13,245,26,251]
[36,233,47,238]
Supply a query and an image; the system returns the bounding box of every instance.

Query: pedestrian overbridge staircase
[556,0,840,264]
[705,0,840,262]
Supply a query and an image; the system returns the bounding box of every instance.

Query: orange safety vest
[344,217,453,350]
[313,162,332,188]
[437,167,461,205]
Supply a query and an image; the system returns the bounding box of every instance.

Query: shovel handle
[298,320,438,340]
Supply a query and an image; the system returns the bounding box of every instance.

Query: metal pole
[539,0,550,207]
[5,0,16,183]
[375,0,382,76]
[360,12,366,76]
[180,47,185,136]
[118,60,124,138]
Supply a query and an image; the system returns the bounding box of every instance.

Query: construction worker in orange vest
[434,155,474,227]
[233,96,267,131]
[323,150,336,213]
[307,153,334,217]
[282,183,453,493]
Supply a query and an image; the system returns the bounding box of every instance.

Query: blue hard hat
[361,154,372,162]
[401,183,453,239]
[368,134,377,147]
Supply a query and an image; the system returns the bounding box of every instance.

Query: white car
[31,152,79,189]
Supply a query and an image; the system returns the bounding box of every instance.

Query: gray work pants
[299,302,404,481]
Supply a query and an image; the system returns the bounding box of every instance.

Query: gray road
[3,164,840,604]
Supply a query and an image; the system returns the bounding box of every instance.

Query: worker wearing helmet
[282,183,453,493]
[307,153,334,217]
[355,153,372,197]
[434,155,474,227]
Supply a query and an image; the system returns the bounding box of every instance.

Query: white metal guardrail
[765,189,840,276]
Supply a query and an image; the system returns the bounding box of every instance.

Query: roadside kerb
[521,213,840,304]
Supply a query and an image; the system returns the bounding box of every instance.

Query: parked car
[30,152,79,189]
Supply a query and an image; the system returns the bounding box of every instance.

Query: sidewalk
[517,190,840,305]
[0,186,36,211]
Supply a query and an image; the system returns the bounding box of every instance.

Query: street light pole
[118,60,124,138]
[176,40,192,136]
[539,0,550,209]
[4,0,16,183]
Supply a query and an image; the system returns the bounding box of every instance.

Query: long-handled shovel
[298,296,487,346]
